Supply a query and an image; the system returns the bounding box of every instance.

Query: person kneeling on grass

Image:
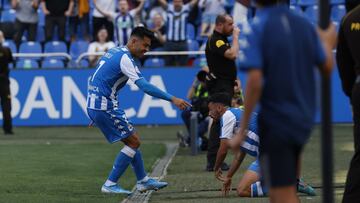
[87,26,191,195]
[208,92,316,197]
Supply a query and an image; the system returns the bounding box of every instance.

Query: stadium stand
[44,41,68,59]
[16,59,39,69]
[3,40,16,53]
[1,9,16,22]
[144,57,165,68]
[19,41,42,60]
[42,58,65,68]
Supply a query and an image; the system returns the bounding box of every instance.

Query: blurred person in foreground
[87,26,191,194]
[337,2,360,202]
[233,0,337,202]
[0,31,14,135]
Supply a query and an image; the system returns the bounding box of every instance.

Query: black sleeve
[211,37,231,57]
[7,47,13,63]
[336,21,356,99]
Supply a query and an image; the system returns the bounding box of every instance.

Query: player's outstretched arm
[135,78,191,110]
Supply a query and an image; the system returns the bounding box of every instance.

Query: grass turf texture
[0,126,169,203]
[0,125,354,203]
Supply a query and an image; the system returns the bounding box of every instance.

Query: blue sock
[251,181,268,197]
[131,149,147,181]
[108,146,136,183]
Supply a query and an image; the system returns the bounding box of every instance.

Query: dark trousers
[0,79,12,133]
[164,41,188,66]
[92,17,114,41]
[45,15,66,41]
[343,82,360,203]
[14,19,37,45]
[206,79,235,168]
[69,14,90,40]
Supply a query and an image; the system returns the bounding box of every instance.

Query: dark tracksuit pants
[0,78,12,133]
[343,82,360,203]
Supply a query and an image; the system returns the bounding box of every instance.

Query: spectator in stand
[159,0,199,66]
[41,0,74,42]
[149,13,166,50]
[11,0,39,45]
[232,0,250,27]
[92,0,116,41]
[87,28,116,67]
[144,0,166,27]
[198,0,226,37]
[78,0,91,41]
[94,0,145,46]
[69,0,90,42]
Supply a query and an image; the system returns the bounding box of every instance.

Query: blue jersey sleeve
[238,19,264,71]
[135,78,173,101]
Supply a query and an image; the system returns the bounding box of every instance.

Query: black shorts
[259,127,303,188]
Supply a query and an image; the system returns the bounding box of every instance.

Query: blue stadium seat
[144,58,165,68]
[187,39,200,59]
[70,40,89,60]
[331,5,346,22]
[3,40,16,53]
[78,59,89,68]
[3,0,11,9]
[304,5,319,24]
[290,0,297,5]
[330,0,345,5]
[1,9,16,22]
[290,5,303,15]
[298,0,317,6]
[16,59,39,69]
[42,58,64,68]
[19,41,42,60]
[44,41,68,59]
[187,23,195,40]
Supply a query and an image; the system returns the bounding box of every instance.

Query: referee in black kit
[205,14,240,171]
[337,2,360,202]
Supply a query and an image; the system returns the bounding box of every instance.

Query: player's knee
[237,185,250,197]
[127,140,141,149]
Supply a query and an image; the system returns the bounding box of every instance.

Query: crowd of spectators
[0,0,346,68]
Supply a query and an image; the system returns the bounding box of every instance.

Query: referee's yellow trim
[216,40,225,48]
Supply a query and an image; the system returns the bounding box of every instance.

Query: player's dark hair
[131,26,155,40]
[215,14,232,25]
[208,93,232,106]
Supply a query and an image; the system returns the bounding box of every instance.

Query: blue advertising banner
[1,67,353,126]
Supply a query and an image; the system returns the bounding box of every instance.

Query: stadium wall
[2,67,352,126]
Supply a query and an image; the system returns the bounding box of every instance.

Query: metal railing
[13,53,72,62]
[76,51,205,67]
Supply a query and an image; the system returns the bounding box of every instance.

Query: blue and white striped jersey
[87,46,143,110]
[112,10,136,46]
[166,4,190,42]
[219,107,259,157]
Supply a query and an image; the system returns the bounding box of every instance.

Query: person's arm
[65,0,74,16]
[132,0,145,15]
[226,148,246,179]
[336,22,355,98]
[11,0,18,9]
[158,0,168,9]
[41,0,50,15]
[214,139,229,179]
[317,24,337,77]
[93,0,113,19]
[224,26,240,60]
[31,0,39,9]
[135,78,191,110]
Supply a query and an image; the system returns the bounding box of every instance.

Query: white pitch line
[121,143,179,203]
